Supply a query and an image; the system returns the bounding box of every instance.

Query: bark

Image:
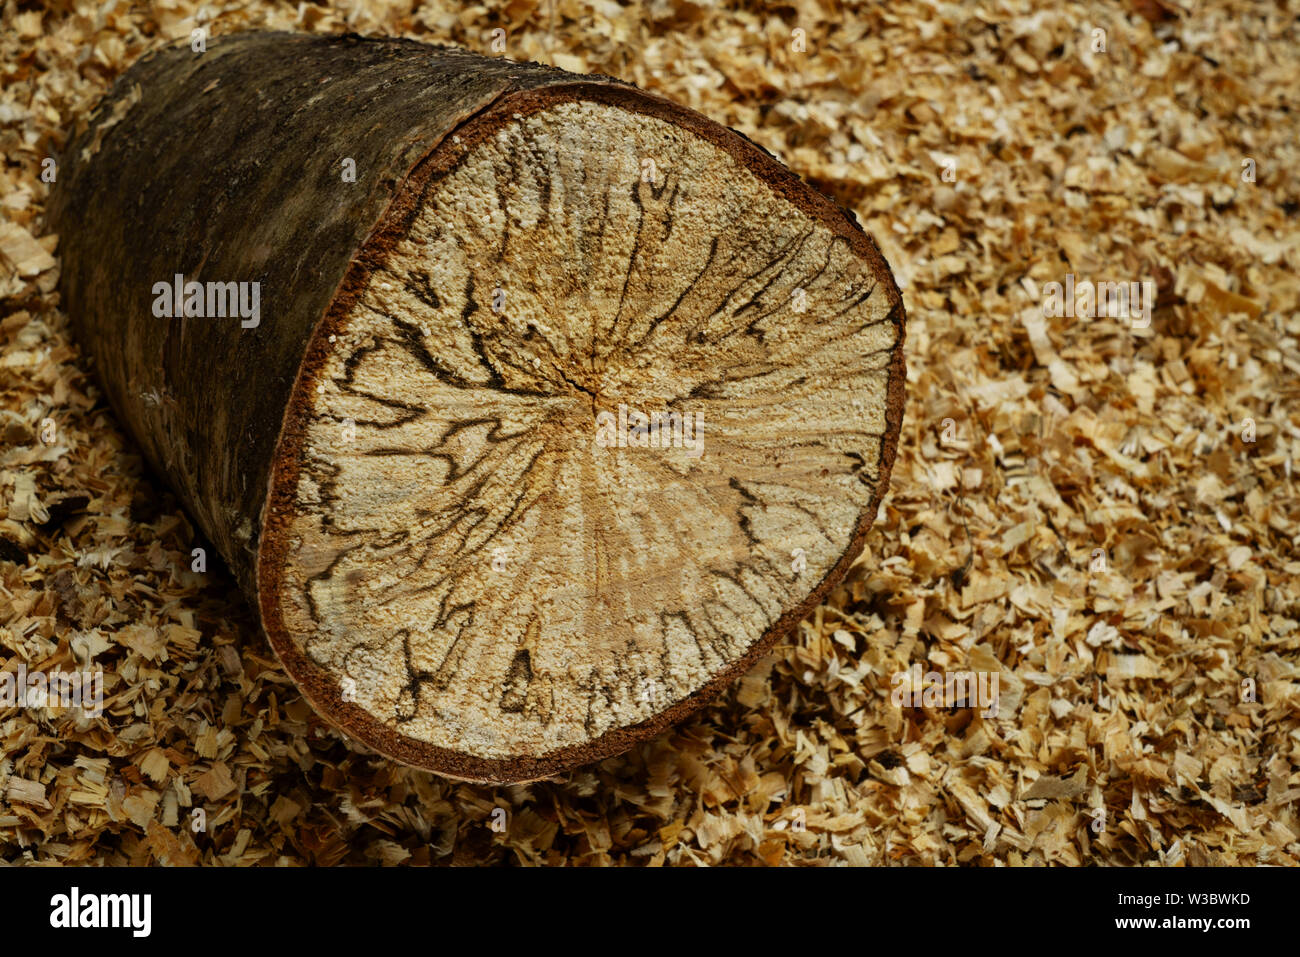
[47,30,906,782]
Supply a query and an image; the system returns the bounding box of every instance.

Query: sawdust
[1,0,1297,865]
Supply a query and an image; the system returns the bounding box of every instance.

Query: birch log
[48,30,906,783]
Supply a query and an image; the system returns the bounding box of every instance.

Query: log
[48,31,906,783]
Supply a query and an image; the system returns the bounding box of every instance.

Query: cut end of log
[259,87,905,782]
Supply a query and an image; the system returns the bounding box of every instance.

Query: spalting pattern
[277,101,899,760]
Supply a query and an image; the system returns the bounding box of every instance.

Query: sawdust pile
[1,0,1297,865]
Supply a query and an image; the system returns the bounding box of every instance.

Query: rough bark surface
[48,30,906,782]
[49,31,625,596]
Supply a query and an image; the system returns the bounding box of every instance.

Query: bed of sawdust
[1,0,1297,865]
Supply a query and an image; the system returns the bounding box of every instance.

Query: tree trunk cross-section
[49,32,906,783]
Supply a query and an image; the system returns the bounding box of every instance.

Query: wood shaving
[1,0,1296,865]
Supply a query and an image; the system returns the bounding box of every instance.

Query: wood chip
[0,222,56,277]
[1,0,1295,866]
